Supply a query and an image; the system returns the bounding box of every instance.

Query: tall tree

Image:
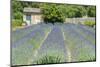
[87,6,96,17]
[41,4,65,23]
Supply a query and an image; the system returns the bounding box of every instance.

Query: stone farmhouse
[23,8,43,25]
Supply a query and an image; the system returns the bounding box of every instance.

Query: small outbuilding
[23,8,43,25]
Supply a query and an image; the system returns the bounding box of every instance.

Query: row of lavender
[12,24,52,65]
[34,23,95,63]
[12,23,95,66]
[62,24,95,61]
[35,26,67,63]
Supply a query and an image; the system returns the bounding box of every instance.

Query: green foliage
[14,12,23,19]
[65,6,77,18]
[87,6,96,17]
[78,47,95,61]
[65,6,87,18]
[12,0,23,20]
[36,55,62,64]
[12,0,96,23]
[83,21,96,27]
[41,4,65,23]
[75,6,87,17]
[12,19,23,27]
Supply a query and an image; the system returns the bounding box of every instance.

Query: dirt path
[35,26,67,62]
[28,27,53,64]
[61,28,72,62]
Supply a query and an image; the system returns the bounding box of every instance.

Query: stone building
[23,8,43,25]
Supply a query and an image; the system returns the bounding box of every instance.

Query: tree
[65,6,87,18]
[87,6,96,17]
[12,0,23,20]
[41,4,65,24]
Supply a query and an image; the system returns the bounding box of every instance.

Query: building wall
[31,14,42,24]
[23,13,43,25]
[23,14,31,25]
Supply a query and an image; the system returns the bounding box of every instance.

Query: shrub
[87,6,96,17]
[36,55,62,64]
[12,19,23,27]
[83,21,96,27]
[41,4,65,23]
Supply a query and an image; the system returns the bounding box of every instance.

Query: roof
[23,8,42,13]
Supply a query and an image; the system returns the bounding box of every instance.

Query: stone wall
[65,17,96,24]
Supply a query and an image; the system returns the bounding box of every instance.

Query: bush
[65,6,87,18]
[12,19,23,27]
[41,4,65,23]
[87,6,96,17]
[83,21,96,27]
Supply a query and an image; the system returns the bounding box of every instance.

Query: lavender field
[11,23,96,66]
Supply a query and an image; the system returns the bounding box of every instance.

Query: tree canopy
[41,4,66,23]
